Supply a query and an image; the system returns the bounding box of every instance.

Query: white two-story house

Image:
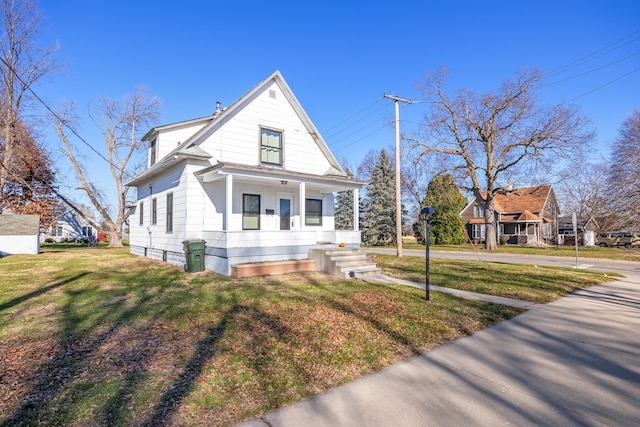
[126,71,365,275]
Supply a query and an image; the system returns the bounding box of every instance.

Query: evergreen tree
[334,167,354,230]
[334,189,354,230]
[413,174,467,245]
[362,149,396,245]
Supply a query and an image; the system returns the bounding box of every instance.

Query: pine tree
[334,189,354,230]
[362,149,396,245]
[334,167,354,230]
[413,174,467,245]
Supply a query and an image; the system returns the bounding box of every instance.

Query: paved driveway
[238,251,640,426]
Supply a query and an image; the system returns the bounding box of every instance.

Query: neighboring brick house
[460,185,560,245]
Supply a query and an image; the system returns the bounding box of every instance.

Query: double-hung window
[473,205,485,218]
[151,198,157,225]
[260,127,282,166]
[150,138,157,166]
[305,198,322,226]
[139,202,144,225]
[472,224,486,239]
[166,193,173,233]
[242,194,260,230]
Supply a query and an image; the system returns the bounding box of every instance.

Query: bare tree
[408,67,594,249]
[0,0,60,211]
[556,160,609,220]
[606,108,640,231]
[55,89,160,247]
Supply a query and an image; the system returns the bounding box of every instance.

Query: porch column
[353,188,359,231]
[225,174,233,231]
[299,182,305,229]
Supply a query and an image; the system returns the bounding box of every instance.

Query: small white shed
[0,214,40,256]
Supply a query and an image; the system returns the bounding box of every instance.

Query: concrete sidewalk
[237,272,640,426]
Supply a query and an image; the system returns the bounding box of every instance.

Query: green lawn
[0,246,615,426]
[393,238,640,262]
[372,253,618,303]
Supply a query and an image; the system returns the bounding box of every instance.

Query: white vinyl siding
[197,81,333,174]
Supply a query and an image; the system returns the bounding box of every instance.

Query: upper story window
[260,127,282,166]
[150,138,157,166]
[473,205,485,218]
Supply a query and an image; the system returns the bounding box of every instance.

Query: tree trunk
[108,229,123,247]
[484,199,498,250]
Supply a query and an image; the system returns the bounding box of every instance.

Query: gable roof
[128,71,345,188]
[0,214,40,235]
[489,185,553,214]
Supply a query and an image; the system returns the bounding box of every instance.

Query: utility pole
[384,93,413,258]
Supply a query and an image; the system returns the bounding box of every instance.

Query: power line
[0,55,137,182]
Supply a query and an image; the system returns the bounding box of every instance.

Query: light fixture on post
[420,206,436,301]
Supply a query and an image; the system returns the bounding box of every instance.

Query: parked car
[596,232,640,248]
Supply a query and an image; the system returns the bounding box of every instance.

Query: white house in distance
[126,71,366,276]
[44,205,98,242]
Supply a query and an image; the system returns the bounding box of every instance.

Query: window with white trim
[166,193,173,233]
[243,194,260,230]
[260,127,282,166]
[472,224,486,239]
[305,198,322,226]
[150,138,157,165]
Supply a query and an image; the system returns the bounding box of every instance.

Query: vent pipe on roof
[214,101,221,115]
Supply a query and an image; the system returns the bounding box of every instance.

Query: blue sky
[35,0,640,208]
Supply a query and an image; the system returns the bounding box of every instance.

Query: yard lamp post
[421,206,436,301]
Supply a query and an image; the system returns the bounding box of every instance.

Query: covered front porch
[201,229,361,276]
[195,162,365,275]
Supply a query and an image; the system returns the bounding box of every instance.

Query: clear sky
[34,0,640,209]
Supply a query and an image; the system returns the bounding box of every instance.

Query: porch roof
[196,161,367,193]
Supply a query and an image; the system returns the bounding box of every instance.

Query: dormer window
[150,138,157,166]
[260,127,282,166]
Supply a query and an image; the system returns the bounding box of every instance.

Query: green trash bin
[183,240,206,272]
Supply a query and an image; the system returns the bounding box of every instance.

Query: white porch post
[299,182,306,229]
[225,174,233,231]
[353,188,359,231]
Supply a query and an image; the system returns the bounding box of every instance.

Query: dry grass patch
[1,248,522,426]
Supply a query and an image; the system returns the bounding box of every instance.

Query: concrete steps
[308,247,381,279]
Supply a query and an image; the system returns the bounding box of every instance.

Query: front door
[280,199,291,230]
